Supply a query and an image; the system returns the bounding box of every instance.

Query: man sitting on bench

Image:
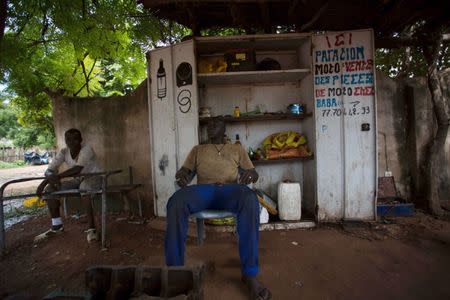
[34,128,102,243]
[166,118,271,300]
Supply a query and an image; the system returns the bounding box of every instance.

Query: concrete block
[44,265,205,300]
[85,265,205,300]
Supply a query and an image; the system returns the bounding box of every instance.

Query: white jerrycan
[278,182,302,221]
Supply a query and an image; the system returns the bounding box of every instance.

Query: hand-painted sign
[177,89,192,113]
[314,32,375,117]
[313,30,376,221]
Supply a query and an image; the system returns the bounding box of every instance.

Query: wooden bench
[0,167,142,254]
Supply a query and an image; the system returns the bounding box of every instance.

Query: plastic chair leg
[63,197,68,217]
[196,218,204,245]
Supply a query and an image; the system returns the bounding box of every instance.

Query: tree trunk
[422,28,450,216]
[426,124,449,215]
[0,0,7,47]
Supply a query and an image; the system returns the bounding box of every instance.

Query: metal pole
[1,181,8,255]
[0,177,45,254]
[137,191,143,218]
[101,175,107,249]
[0,196,5,255]
[63,197,68,218]
[129,166,133,184]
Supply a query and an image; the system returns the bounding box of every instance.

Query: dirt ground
[0,211,449,300]
[0,165,47,194]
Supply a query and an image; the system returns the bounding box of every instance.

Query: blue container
[287,103,305,115]
[377,203,414,217]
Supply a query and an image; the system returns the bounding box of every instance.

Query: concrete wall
[52,81,153,215]
[376,69,450,206]
[376,70,413,199]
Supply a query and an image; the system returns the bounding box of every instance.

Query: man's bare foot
[242,275,271,300]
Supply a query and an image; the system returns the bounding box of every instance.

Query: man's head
[207,118,226,142]
[64,128,82,151]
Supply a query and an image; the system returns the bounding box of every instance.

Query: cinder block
[44,265,204,300]
[85,265,204,300]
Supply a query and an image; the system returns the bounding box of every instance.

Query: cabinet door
[313,29,377,221]
[149,46,177,217]
[172,40,199,171]
[148,41,199,217]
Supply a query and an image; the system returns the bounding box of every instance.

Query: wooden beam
[258,0,272,33]
[375,35,450,49]
[299,1,329,32]
[186,7,200,36]
[287,0,300,25]
[140,0,448,37]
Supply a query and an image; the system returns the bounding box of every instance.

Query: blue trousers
[165,184,260,276]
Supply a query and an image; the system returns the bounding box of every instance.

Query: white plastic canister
[278,182,302,221]
[259,205,269,224]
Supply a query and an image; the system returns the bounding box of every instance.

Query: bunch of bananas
[262,131,306,150]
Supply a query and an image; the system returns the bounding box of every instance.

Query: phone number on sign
[321,106,370,117]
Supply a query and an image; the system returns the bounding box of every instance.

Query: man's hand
[39,169,60,196]
[47,174,60,185]
[175,167,193,187]
[239,169,259,185]
[36,178,49,197]
[45,169,60,185]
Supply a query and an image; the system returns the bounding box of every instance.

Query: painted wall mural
[157,59,167,100]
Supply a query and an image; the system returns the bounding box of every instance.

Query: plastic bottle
[248,147,255,160]
[234,106,240,118]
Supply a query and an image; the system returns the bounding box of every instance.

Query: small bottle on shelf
[248,147,255,160]
[234,106,240,118]
[235,134,241,145]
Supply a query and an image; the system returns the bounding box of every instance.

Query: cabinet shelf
[197,68,310,85]
[252,155,314,165]
[199,112,312,124]
[195,33,310,54]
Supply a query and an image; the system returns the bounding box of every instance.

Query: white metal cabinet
[148,31,377,221]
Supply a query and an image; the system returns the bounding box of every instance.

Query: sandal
[242,275,272,300]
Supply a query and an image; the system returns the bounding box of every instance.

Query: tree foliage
[0,99,54,148]
[0,0,190,148]
[200,27,247,37]
[0,101,17,140]
[1,0,190,97]
[375,23,449,79]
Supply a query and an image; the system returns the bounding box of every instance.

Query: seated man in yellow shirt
[165,118,271,300]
